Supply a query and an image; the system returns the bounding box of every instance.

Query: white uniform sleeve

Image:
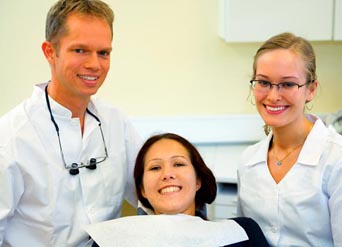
[0,149,25,245]
[236,169,243,217]
[328,159,342,246]
[122,117,143,208]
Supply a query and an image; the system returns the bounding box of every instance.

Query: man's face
[45,13,112,102]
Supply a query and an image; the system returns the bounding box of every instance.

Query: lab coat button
[271,227,277,233]
[70,119,79,127]
[88,207,95,214]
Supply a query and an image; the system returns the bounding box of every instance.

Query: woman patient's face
[142,139,201,216]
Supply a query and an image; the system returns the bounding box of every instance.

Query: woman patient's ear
[141,186,147,198]
[196,179,202,191]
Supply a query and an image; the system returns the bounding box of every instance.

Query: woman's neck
[272,117,313,149]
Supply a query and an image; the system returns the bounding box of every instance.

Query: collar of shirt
[33,82,99,137]
[243,117,327,168]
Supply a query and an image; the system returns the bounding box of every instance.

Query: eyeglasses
[250,79,313,94]
[45,85,108,175]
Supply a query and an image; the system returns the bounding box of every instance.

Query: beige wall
[1,0,341,117]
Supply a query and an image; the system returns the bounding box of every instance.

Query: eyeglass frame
[250,79,314,93]
[45,84,108,175]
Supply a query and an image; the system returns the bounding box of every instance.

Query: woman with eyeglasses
[237,32,342,246]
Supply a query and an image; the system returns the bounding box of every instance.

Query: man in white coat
[0,0,142,246]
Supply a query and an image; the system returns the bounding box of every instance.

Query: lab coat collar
[33,82,100,137]
[298,117,328,166]
[243,116,327,168]
[244,136,271,167]
[33,82,98,120]
[33,82,72,118]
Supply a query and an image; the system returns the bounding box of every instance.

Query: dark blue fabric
[225,217,269,247]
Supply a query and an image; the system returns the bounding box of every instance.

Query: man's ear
[41,41,56,64]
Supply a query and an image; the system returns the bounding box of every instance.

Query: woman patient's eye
[149,165,161,171]
[174,163,185,167]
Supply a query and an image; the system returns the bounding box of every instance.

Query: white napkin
[84,214,248,247]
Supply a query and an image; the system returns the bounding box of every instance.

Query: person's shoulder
[91,97,127,118]
[326,128,342,163]
[90,97,136,131]
[315,117,342,147]
[0,102,30,146]
[313,118,342,170]
[328,127,342,146]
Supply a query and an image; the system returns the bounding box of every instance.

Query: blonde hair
[252,32,317,82]
[45,0,114,48]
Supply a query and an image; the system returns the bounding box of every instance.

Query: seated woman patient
[88,133,269,246]
[133,133,269,246]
